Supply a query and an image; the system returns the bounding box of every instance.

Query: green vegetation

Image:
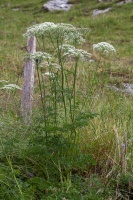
[0,0,133,199]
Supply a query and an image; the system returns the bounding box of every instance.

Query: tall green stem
[57,39,67,119]
[36,62,48,139]
[42,35,45,52]
[65,72,73,122]
[40,69,47,128]
[73,58,79,121]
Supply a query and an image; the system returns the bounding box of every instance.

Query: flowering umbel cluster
[93,42,116,55]
[23,22,90,45]
[28,45,91,63]
[60,44,91,60]
[1,84,21,90]
[26,51,52,63]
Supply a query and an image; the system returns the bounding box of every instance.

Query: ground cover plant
[0,0,133,199]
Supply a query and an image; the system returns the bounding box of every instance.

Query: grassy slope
[0,2,133,56]
[0,0,133,79]
[0,0,133,199]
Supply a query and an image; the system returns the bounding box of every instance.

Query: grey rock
[98,0,114,2]
[98,0,133,3]
[12,8,19,11]
[93,7,112,16]
[43,0,72,11]
[122,83,133,94]
[107,83,133,95]
[117,0,133,5]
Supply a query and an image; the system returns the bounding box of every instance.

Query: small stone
[98,0,114,2]
[12,8,19,11]
[107,83,133,95]
[93,8,112,16]
[27,172,35,178]
[117,0,133,5]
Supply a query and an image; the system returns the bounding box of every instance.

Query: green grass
[0,0,133,199]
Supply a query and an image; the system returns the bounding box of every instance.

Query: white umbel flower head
[24,22,88,45]
[60,44,91,61]
[48,62,61,70]
[0,80,8,83]
[44,72,55,78]
[93,42,116,55]
[1,84,22,90]
[26,51,52,63]
[23,22,56,37]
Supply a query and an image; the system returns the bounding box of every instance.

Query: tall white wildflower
[93,42,116,55]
